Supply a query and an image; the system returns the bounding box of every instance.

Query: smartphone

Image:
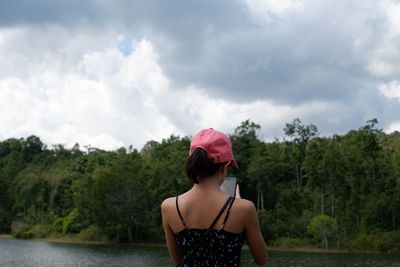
[220,177,237,197]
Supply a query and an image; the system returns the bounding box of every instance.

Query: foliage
[10,221,30,237]
[77,225,108,242]
[271,237,311,248]
[343,231,400,252]
[62,209,79,234]
[21,231,34,239]
[0,120,399,251]
[307,215,336,248]
[52,218,64,233]
[30,224,52,238]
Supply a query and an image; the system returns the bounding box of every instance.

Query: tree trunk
[261,190,264,210]
[127,225,133,243]
[330,174,335,217]
[299,167,303,190]
[296,165,301,191]
[331,188,334,217]
[324,236,328,249]
[320,187,324,215]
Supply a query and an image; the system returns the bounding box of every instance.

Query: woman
[161,128,268,266]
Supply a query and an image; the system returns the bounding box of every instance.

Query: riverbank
[0,234,164,246]
[1,235,399,255]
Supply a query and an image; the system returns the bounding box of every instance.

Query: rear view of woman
[161,128,268,266]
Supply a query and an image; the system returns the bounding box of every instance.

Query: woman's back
[167,189,248,234]
[175,191,244,266]
[162,188,261,266]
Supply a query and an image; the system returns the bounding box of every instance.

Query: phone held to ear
[220,177,237,197]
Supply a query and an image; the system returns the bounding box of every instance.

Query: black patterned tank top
[174,196,245,266]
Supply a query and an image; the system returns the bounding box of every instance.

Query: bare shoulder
[226,198,257,231]
[232,198,257,220]
[234,198,256,212]
[161,197,176,213]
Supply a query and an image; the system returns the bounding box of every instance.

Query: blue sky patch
[118,36,134,56]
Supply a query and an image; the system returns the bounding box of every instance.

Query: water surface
[1,238,399,266]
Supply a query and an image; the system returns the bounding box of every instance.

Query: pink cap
[189,128,238,168]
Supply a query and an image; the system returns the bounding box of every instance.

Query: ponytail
[184,148,225,184]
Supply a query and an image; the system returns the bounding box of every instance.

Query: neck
[192,173,225,192]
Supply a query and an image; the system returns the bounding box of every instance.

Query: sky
[1,0,400,151]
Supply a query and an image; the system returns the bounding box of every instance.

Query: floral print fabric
[175,228,244,266]
[174,196,244,266]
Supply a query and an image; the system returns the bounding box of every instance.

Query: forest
[0,119,399,252]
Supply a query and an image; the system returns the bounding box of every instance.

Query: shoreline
[1,235,398,255]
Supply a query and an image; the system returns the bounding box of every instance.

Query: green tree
[284,118,318,190]
[2,118,400,250]
[91,151,146,242]
[230,120,261,205]
[307,215,336,249]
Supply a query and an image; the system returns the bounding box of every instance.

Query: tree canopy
[1,120,400,251]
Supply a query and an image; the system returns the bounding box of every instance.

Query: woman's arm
[236,185,268,265]
[161,198,182,264]
[244,201,268,266]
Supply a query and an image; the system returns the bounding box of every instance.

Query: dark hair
[184,148,225,184]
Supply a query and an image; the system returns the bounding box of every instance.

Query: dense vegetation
[1,119,400,252]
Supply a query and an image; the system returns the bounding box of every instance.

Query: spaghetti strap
[176,196,233,230]
[176,196,187,228]
[208,196,234,229]
[221,197,235,229]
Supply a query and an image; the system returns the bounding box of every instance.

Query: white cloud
[366,61,397,77]
[0,25,338,149]
[155,85,334,141]
[243,0,304,21]
[378,80,400,100]
[2,0,400,149]
[386,0,400,33]
[364,0,400,78]
[385,121,400,133]
[0,27,177,150]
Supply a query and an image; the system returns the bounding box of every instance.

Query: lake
[1,238,399,266]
